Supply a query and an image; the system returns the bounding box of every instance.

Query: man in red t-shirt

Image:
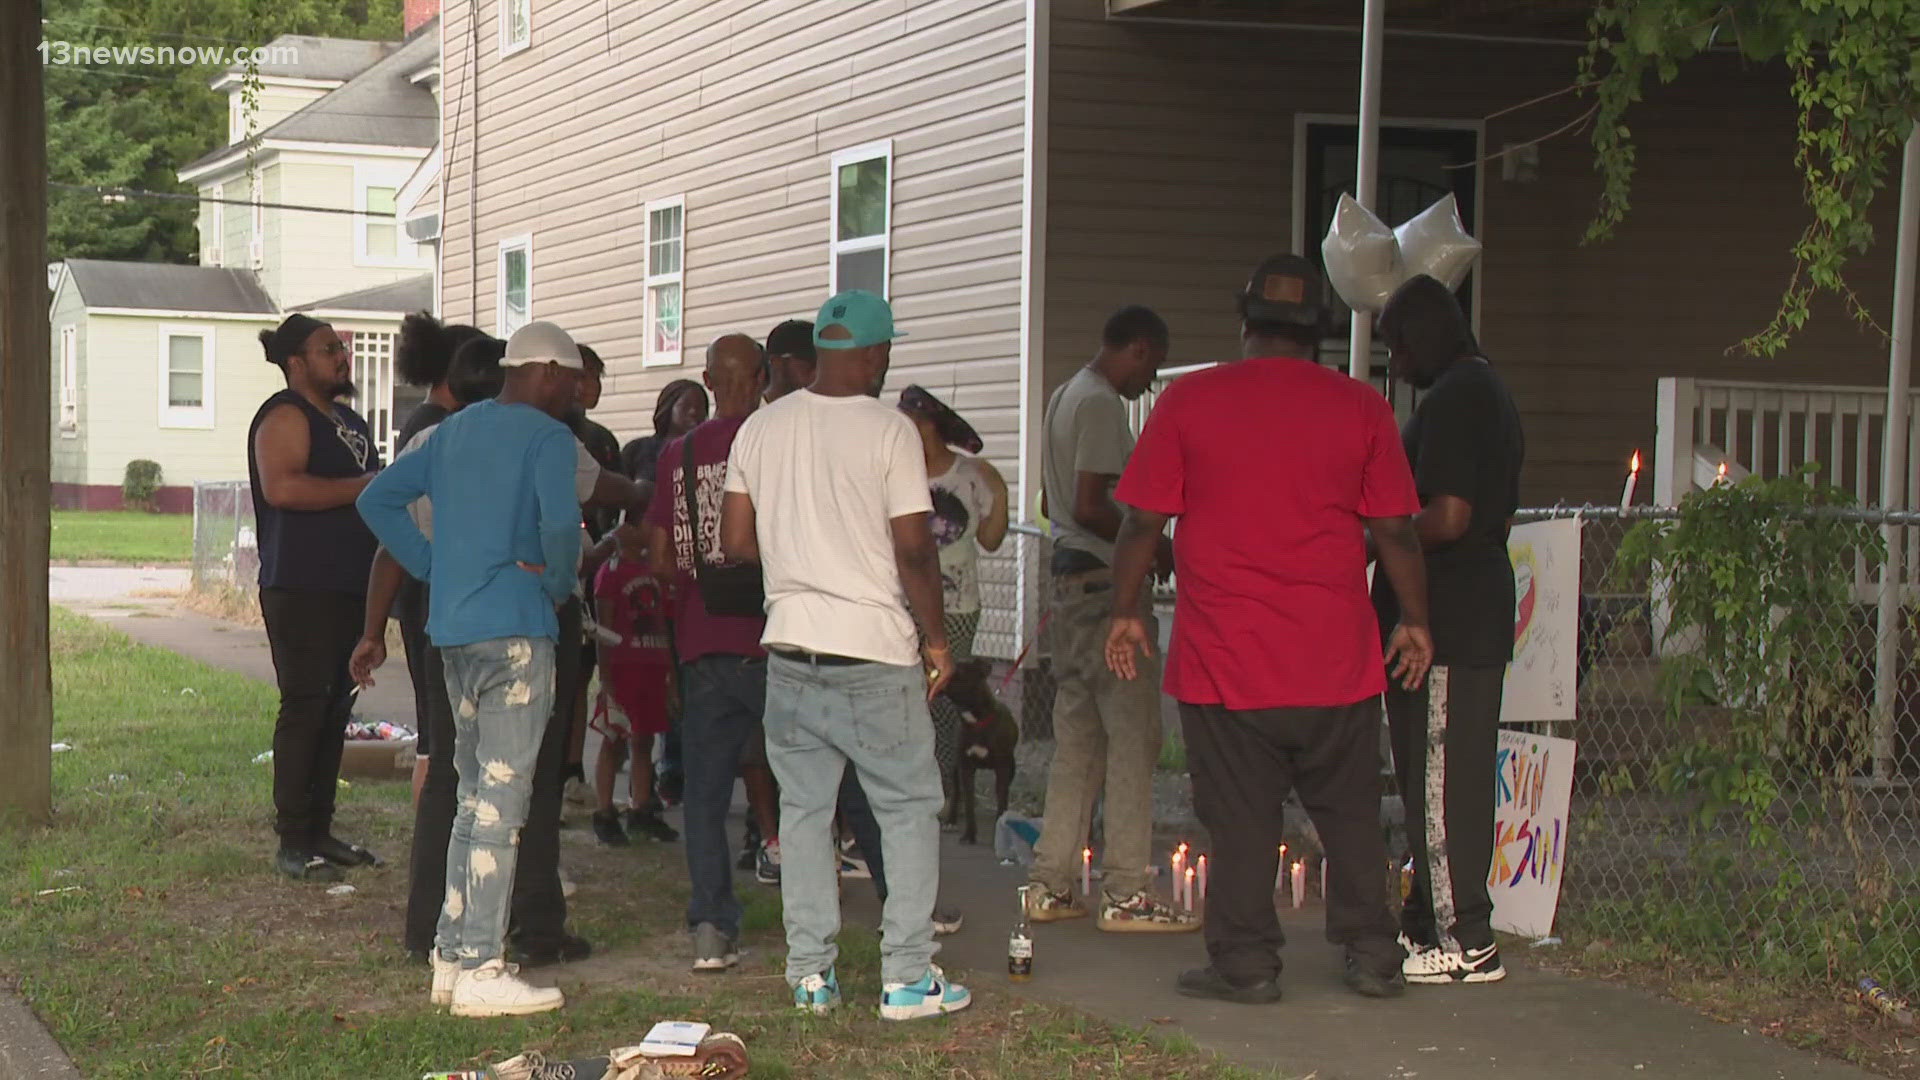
[1104,254,1435,1004]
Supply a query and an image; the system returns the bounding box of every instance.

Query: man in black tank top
[246,314,384,882]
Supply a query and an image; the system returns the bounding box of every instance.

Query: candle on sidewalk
[1197,855,1209,903]
[1183,866,1196,912]
[1081,847,1092,897]
[1289,860,1306,909]
[1276,844,1288,894]
[1619,450,1640,509]
[1172,845,1186,897]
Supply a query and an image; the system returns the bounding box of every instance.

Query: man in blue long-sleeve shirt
[358,320,585,1018]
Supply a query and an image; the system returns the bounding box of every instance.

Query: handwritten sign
[1489,729,1577,937]
[1503,518,1580,724]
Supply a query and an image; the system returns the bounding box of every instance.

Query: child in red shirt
[590,542,679,845]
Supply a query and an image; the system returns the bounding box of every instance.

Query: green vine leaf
[1579,1,1920,356]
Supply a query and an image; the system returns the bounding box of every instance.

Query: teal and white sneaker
[793,969,841,1015]
[879,963,972,1021]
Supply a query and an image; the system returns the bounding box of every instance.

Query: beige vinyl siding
[77,315,282,488]
[48,276,87,485]
[220,168,254,271]
[267,156,434,308]
[1045,1,1903,504]
[441,0,1028,649]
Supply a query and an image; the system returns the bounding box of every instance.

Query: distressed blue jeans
[764,654,943,987]
[436,636,556,969]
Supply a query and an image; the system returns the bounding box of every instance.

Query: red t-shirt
[643,416,768,662]
[1115,357,1421,710]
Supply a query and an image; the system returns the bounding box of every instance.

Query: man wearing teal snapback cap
[719,290,971,1021]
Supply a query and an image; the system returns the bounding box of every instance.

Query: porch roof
[1105,0,1594,38]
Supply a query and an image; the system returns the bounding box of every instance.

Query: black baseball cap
[1238,253,1326,327]
[766,319,817,362]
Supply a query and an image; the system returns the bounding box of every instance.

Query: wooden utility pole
[0,0,52,827]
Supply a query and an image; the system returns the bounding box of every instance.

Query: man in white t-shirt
[720,291,972,1022]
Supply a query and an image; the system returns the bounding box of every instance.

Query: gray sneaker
[692,922,739,973]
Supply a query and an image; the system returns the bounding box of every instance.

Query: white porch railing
[1655,376,1920,602]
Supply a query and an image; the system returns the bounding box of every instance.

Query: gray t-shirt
[1042,366,1134,565]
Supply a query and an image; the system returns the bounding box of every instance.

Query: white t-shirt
[724,389,934,666]
[929,454,997,614]
[400,421,600,541]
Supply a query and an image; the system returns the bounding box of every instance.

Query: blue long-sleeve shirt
[357,399,580,647]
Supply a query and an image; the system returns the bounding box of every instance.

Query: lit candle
[1717,461,1728,485]
[1196,855,1209,903]
[1081,847,1092,897]
[1183,867,1196,912]
[1619,450,1640,509]
[1289,860,1306,909]
[1172,846,1186,896]
[1276,844,1288,893]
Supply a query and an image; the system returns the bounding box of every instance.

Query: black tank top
[247,389,382,595]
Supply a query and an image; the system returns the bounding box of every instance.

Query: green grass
[49,510,193,564]
[0,610,1275,1079]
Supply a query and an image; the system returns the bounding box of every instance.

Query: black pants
[397,581,433,758]
[1181,697,1400,985]
[1386,664,1503,952]
[259,587,365,845]
[403,599,577,955]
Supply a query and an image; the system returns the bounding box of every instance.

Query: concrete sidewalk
[46,577,1879,1080]
[834,838,1878,1080]
[50,567,415,728]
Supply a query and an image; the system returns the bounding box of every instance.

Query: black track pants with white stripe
[1386,664,1504,952]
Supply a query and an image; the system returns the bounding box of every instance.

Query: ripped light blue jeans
[436,636,556,969]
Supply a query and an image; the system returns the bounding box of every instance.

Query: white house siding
[77,315,283,489]
[48,275,87,486]
[439,0,1030,651]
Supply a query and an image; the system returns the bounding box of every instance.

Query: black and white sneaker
[1403,942,1506,984]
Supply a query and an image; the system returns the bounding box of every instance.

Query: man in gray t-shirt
[1026,305,1194,934]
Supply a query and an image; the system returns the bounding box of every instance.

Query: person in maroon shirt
[644,334,782,972]
[1104,254,1435,1004]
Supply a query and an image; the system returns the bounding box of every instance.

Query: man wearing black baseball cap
[1103,254,1435,1004]
[247,312,383,883]
[763,319,818,403]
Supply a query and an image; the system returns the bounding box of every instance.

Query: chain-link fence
[191,480,257,606]
[979,506,1920,989]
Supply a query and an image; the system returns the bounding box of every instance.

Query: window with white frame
[498,236,531,336]
[207,183,224,266]
[830,142,892,298]
[58,325,77,432]
[158,326,214,429]
[644,198,684,367]
[500,0,530,55]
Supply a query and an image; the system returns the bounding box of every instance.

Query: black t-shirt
[246,390,382,595]
[1372,359,1525,667]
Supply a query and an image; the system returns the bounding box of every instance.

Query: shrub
[122,459,162,511]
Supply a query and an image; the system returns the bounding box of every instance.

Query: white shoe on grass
[450,959,564,1017]
[429,953,459,1006]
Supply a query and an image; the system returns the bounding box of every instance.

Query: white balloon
[1320,193,1403,315]
[1394,193,1483,291]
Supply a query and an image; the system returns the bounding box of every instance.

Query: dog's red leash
[994,611,1052,695]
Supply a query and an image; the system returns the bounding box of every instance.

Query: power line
[51,182,396,218]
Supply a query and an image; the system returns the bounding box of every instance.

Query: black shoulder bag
[681,438,765,618]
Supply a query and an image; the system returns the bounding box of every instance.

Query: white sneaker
[450,958,565,1017]
[1403,942,1507,985]
[429,953,459,1006]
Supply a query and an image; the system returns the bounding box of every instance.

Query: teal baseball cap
[813,290,905,350]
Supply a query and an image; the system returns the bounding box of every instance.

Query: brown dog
[941,662,1018,844]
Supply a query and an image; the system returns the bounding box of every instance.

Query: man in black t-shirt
[1370,275,1525,988]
